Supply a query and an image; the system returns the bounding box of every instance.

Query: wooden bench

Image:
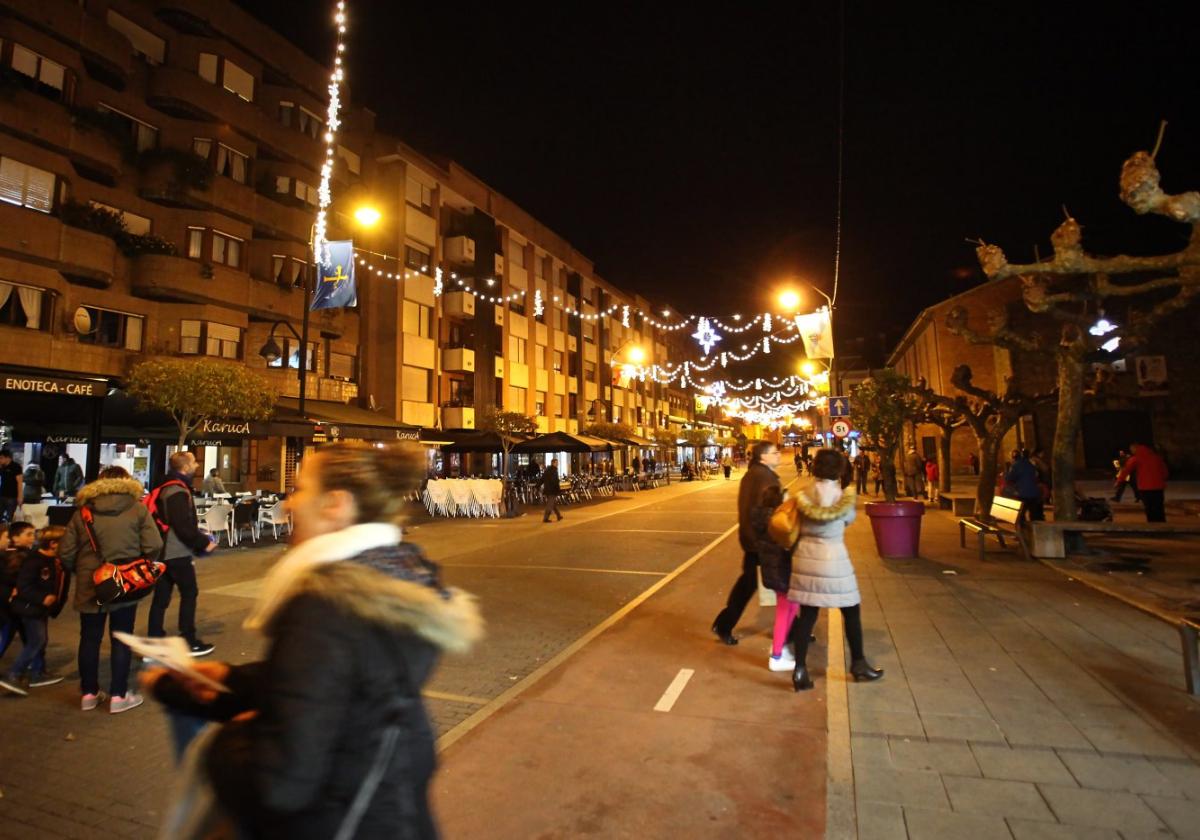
[1037,559,1200,695]
[940,491,976,516]
[959,496,1028,561]
[1029,521,1200,559]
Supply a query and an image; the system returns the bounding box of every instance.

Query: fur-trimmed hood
[795,479,856,521]
[75,477,145,508]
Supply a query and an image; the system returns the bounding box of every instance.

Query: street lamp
[779,282,837,395]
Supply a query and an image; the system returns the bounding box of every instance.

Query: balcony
[442,406,475,429]
[131,253,289,320]
[0,89,125,178]
[138,151,257,223]
[7,0,133,77]
[442,290,475,319]
[251,193,313,243]
[442,346,475,373]
[0,204,116,287]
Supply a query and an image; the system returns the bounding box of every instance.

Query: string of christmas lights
[313,0,348,266]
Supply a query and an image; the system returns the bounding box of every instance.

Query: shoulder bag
[81,506,166,606]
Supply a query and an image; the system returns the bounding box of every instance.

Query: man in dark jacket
[541,458,563,523]
[1004,449,1044,521]
[147,451,217,656]
[711,440,782,645]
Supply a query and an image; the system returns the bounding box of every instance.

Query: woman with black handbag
[59,466,163,713]
[145,442,483,839]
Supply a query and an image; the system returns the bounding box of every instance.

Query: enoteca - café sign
[2,373,104,397]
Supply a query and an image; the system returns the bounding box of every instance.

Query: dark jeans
[0,616,45,674]
[789,603,865,667]
[167,709,210,762]
[712,551,759,636]
[0,498,17,523]
[1114,478,1140,502]
[9,615,47,676]
[856,473,868,495]
[1020,496,1045,522]
[79,606,137,697]
[543,493,562,521]
[148,556,199,644]
[1140,489,1166,523]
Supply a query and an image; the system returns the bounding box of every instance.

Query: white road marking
[440,563,666,576]
[653,668,696,712]
[423,689,490,706]
[587,529,726,535]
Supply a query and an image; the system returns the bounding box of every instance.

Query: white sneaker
[769,651,796,672]
[109,692,144,714]
[81,691,107,711]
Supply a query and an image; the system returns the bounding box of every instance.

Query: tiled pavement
[844,497,1200,839]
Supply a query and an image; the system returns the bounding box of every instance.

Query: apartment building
[0,0,696,491]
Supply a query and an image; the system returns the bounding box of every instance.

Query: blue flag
[311,240,357,310]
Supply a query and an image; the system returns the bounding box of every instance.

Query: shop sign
[199,419,252,436]
[394,429,421,442]
[1,374,103,397]
[47,435,89,444]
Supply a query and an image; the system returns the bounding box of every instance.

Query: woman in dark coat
[146,442,483,839]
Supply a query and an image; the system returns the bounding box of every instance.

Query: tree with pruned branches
[951,133,1200,520]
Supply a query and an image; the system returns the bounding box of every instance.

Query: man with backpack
[146,451,216,656]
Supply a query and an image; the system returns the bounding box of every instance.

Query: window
[404,177,433,213]
[509,244,525,268]
[215,144,248,184]
[0,157,55,213]
[583,321,595,344]
[297,106,322,139]
[198,53,254,101]
[97,104,158,152]
[584,361,596,382]
[402,300,432,338]
[11,44,66,98]
[78,306,142,350]
[337,145,361,175]
[404,245,431,275]
[509,294,526,317]
[271,255,304,287]
[265,336,313,370]
[554,394,565,415]
[211,231,242,268]
[294,179,318,206]
[192,137,212,159]
[106,10,165,65]
[534,254,544,278]
[0,281,46,330]
[328,350,356,381]
[568,394,578,417]
[508,385,526,411]
[535,391,547,415]
[90,202,150,235]
[198,53,218,83]
[401,365,431,403]
[278,101,294,127]
[181,320,240,358]
[186,227,204,259]
[508,336,527,364]
[552,350,564,373]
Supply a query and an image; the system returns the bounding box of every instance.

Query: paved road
[0,468,762,838]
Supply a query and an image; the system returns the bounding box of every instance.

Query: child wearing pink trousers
[751,484,797,671]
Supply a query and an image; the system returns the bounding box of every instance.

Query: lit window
[215,144,248,183]
[0,156,55,213]
[11,44,66,95]
[211,231,242,268]
[186,227,204,259]
[402,300,432,338]
[78,306,143,350]
[404,177,433,212]
[221,59,254,102]
[198,53,218,83]
[0,280,46,330]
[405,245,432,275]
[192,137,213,160]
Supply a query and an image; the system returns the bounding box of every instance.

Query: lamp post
[779,283,837,395]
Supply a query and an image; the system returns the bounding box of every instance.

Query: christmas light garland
[313,0,348,266]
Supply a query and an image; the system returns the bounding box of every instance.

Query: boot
[850,659,884,682]
[711,621,738,646]
[792,665,814,692]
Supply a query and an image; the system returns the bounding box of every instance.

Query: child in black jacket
[0,526,66,695]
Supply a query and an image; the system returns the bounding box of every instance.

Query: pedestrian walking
[541,457,563,522]
[787,449,883,691]
[794,452,803,473]
[1004,449,1044,521]
[144,441,483,839]
[903,447,924,498]
[721,454,733,480]
[0,448,23,523]
[1115,442,1168,522]
[711,440,782,645]
[147,451,218,656]
[0,525,67,696]
[632,455,641,475]
[853,451,869,495]
[754,484,797,672]
[925,458,940,505]
[22,462,45,504]
[0,522,45,678]
[58,466,163,712]
[1111,449,1140,503]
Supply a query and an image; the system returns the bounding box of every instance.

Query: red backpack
[143,479,190,534]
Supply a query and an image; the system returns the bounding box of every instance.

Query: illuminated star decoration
[692,317,721,355]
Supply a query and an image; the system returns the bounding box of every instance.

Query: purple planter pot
[864,501,925,558]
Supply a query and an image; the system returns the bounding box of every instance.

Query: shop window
[182,320,242,359]
[267,337,314,370]
[0,281,46,330]
[405,177,433,214]
[328,350,356,381]
[0,156,55,213]
[215,144,248,184]
[10,44,67,100]
[79,306,142,350]
[211,231,242,268]
[337,145,361,175]
[97,104,158,152]
[404,244,431,275]
[402,300,432,338]
[106,10,165,65]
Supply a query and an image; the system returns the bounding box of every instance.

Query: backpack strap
[79,506,106,563]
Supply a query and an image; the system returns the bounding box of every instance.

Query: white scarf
[244,523,401,632]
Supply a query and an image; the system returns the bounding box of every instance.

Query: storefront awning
[513,431,613,453]
[438,429,534,452]
[620,434,654,447]
[276,398,424,442]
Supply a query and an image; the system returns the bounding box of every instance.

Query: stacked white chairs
[422,478,504,518]
[422,480,456,517]
[448,481,478,517]
[471,479,503,518]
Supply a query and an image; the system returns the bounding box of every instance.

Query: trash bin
[864,501,925,558]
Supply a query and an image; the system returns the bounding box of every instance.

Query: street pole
[301,230,316,417]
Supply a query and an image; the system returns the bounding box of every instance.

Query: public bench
[1029,521,1200,559]
[940,491,976,516]
[1038,557,1200,695]
[959,496,1028,562]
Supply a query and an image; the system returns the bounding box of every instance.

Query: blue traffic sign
[829,396,852,418]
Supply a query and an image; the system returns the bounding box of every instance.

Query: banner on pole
[796,309,834,359]
[311,240,357,310]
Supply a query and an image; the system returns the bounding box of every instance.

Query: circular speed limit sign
[831,419,852,439]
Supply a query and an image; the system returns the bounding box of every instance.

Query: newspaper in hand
[113,632,231,693]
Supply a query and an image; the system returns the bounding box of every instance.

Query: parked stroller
[1075,492,1113,522]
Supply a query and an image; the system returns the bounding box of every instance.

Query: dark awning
[439,429,533,452]
[276,398,423,442]
[513,431,613,454]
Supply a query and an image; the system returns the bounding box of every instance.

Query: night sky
[240,1,1198,366]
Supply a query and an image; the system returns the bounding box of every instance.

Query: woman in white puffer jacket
[787,448,883,692]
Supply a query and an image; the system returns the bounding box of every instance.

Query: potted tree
[855,369,925,557]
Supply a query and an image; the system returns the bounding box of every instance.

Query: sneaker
[769,651,796,672]
[109,692,144,714]
[0,673,29,696]
[29,670,65,688]
[188,639,216,657]
[81,691,108,711]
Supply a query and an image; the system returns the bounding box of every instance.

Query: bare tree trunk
[975,433,1003,518]
[1051,348,1085,522]
[881,445,899,501]
[939,426,954,492]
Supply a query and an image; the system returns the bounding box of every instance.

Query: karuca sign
[199,419,251,436]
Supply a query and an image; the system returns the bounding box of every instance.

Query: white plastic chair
[449,481,476,518]
[202,503,234,546]
[258,501,292,539]
[19,503,50,529]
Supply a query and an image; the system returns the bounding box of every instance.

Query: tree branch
[945,305,1048,354]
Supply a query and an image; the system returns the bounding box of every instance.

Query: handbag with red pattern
[80,506,166,606]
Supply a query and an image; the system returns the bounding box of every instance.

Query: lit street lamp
[778,282,837,394]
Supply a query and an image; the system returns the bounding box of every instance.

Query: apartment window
[508,336,527,364]
[583,321,595,344]
[402,300,432,338]
[0,157,55,213]
[509,294,526,317]
[404,177,433,213]
[106,10,165,65]
[401,365,431,403]
[0,281,46,330]
[186,227,204,259]
[192,137,213,160]
[97,104,158,152]
[554,394,564,415]
[297,106,322,139]
[535,391,547,415]
[552,350,564,373]
[612,405,623,424]
[509,245,526,268]
[91,201,151,235]
[79,306,142,350]
[508,385,527,411]
[554,308,564,331]
[404,245,432,275]
[198,53,218,83]
[181,320,241,359]
[211,231,242,268]
[584,361,596,382]
[215,144,248,184]
[328,350,356,381]
[270,255,305,287]
[337,145,361,175]
[294,180,317,206]
[198,53,254,102]
[11,44,66,99]
[568,394,578,417]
